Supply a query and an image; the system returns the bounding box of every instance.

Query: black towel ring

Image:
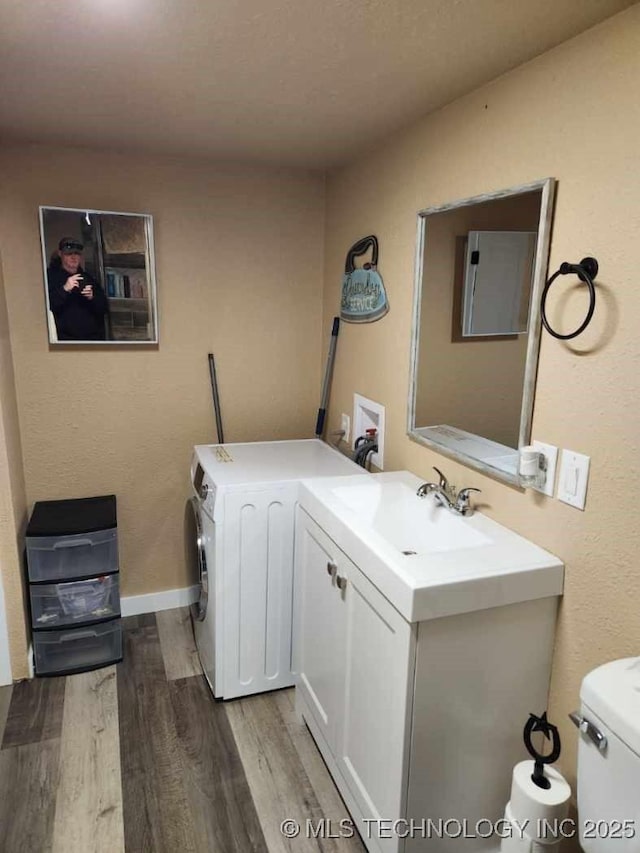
[540,257,599,340]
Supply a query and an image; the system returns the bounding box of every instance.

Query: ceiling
[0,0,635,170]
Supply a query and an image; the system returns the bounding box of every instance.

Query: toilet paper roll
[500,802,564,852]
[499,802,533,853]
[509,761,571,839]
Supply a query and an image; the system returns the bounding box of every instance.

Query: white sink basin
[330,480,492,555]
[298,470,563,622]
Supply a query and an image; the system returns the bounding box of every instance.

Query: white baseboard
[121,585,199,618]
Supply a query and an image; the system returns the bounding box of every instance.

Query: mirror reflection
[459,229,536,337]
[39,207,158,344]
[408,180,555,482]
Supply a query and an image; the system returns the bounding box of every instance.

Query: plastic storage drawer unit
[30,575,120,630]
[33,620,123,676]
[26,494,122,677]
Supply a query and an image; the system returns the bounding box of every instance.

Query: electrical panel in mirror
[407,179,556,484]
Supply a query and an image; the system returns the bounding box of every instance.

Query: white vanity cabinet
[293,507,415,853]
[293,474,563,853]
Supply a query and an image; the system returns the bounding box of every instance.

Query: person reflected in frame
[47,237,108,340]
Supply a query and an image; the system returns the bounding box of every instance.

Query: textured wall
[323,4,640,804]
[0,145,325,617]
[0,255,29,680]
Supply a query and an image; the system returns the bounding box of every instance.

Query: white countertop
[298,470,564,623]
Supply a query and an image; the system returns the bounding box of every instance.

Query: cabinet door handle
[327,561,337,577]
[336,575,347,591]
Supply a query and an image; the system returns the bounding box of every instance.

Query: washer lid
[581,657,640,757]
[193,439,359,487]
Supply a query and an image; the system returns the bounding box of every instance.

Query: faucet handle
[455,487,481,515]
[432,467,449,490]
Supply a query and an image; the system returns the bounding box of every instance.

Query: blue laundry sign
[340,235,389,323]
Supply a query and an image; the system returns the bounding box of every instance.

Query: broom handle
[315,317,340,438]
[208,353,224,444]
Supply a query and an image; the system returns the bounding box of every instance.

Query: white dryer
[186,439,361,700]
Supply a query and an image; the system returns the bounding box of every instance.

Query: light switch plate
[532,440,558,497]
[557,449,590,510]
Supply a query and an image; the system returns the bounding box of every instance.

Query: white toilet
[573,657,640,852]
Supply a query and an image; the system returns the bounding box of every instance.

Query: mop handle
[315,317,340,438]
[208,353,225,444]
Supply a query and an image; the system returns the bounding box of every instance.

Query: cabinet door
[336,558,415,849]
[293,508,345,749]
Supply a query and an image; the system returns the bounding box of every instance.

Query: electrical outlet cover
[532,440,558,497]
[340,413,351,443]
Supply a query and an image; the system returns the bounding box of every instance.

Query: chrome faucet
[416,467,481,516]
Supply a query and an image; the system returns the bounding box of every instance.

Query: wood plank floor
[0,685,12,742]
[52,668,124,853]
[0,608,366,853]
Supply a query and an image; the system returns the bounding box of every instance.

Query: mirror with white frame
[407,179,556,484]
[39,206,158,345]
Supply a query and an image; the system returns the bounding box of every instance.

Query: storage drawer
[26,528,118,582]
[30,575,120,629]
[33,620,122,676]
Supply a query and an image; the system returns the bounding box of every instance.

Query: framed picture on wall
[38,206,159,345]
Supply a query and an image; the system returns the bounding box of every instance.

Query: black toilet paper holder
[524,711,562,790]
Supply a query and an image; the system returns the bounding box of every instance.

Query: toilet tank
[577,657,640,853]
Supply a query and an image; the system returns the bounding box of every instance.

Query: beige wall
[324,3,640,800]
[416,192,539,445]
[0,255,30,680]
[0,144,325,645]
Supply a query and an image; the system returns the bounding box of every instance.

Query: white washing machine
[186,439,361,700]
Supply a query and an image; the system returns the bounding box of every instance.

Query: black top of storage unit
[26,495,117,536]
